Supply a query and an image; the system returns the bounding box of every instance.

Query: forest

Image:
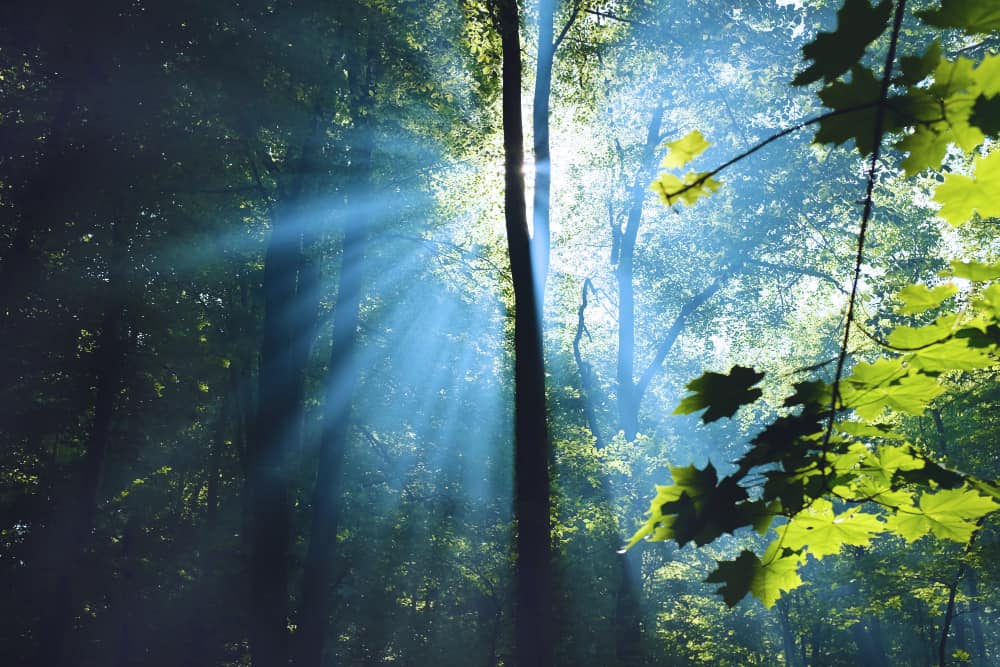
[2,0,1000,665]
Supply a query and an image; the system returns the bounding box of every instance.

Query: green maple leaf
[908,338,995,372]
[845,358,907,388]
[975,283,1000,320]
[674,366,765,423]
[948,259,1000,281]
[887,487,998,543]
[918,0,1000,35]
[650,171,721,206]
[935,150,1000,226]
[706,547,804,608]
[815,66,891,155]
[841,371,945,419]
[660,130,710,169]
[778,498,883,559]
[886,313,958,349]
[897,41,942,86]
[793,0,892,86]
[895,58,985,175]
[897,283,957,314]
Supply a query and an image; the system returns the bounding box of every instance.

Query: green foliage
[629,0,1000,611]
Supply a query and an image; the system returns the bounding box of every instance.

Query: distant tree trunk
[965,569,986,666]
[248,116,326,666]
[777,599,800,667]
[498,1,553,664]
[613,549,642,667]
[614,102,663,441]
[531,0,555,292]
[573,279,603,447]
[292,74,373,662]
[939,532,979,667]
[851,617,888,667]
[33,227,127,666]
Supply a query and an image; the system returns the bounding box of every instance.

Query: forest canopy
[1,0,998,666]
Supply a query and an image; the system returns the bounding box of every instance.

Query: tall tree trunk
[292,101,372,665]
[499,1,553,664]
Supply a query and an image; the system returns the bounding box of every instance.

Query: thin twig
[821,0,908,467]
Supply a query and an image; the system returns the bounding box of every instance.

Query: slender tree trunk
[777,599,800,667]
[499,1,553,664]
[615,102,663,441]
[965,569,986,666]
[531,0,555,292]
[572,279,603,446]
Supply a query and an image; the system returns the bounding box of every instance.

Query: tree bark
[499,1,554,664]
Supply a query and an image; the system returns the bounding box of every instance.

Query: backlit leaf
[706,548,804,608]
[650,171,722,206]
[777,498,883,559]
[934,150,1000,226]
[897,282,957,314]
[886,487,998,542]
[948,259,1000,281]
[660,130,710,169]
[887,314,958,349]
[908,338,995,371]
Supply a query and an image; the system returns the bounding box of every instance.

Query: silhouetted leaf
[918,0,1000,34]
[674,366,765,423]
[793,0,892,86]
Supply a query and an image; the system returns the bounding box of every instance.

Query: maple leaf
[948,259,1000,281]
[918,0,1000,35]
[934,150,1000,225]
[886,313,958,349]
[841,371,945,419]
[896,283,957,315]
[706,547,804,608]
[908,338,995,372]
[650,171,721,206]
[815,66,891,155]
[897,41,942,86]
[660,130,710,169]
[777,498,883,559]
[674,366,765,423]
[793,0,892,86]
[887,487,998,543]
